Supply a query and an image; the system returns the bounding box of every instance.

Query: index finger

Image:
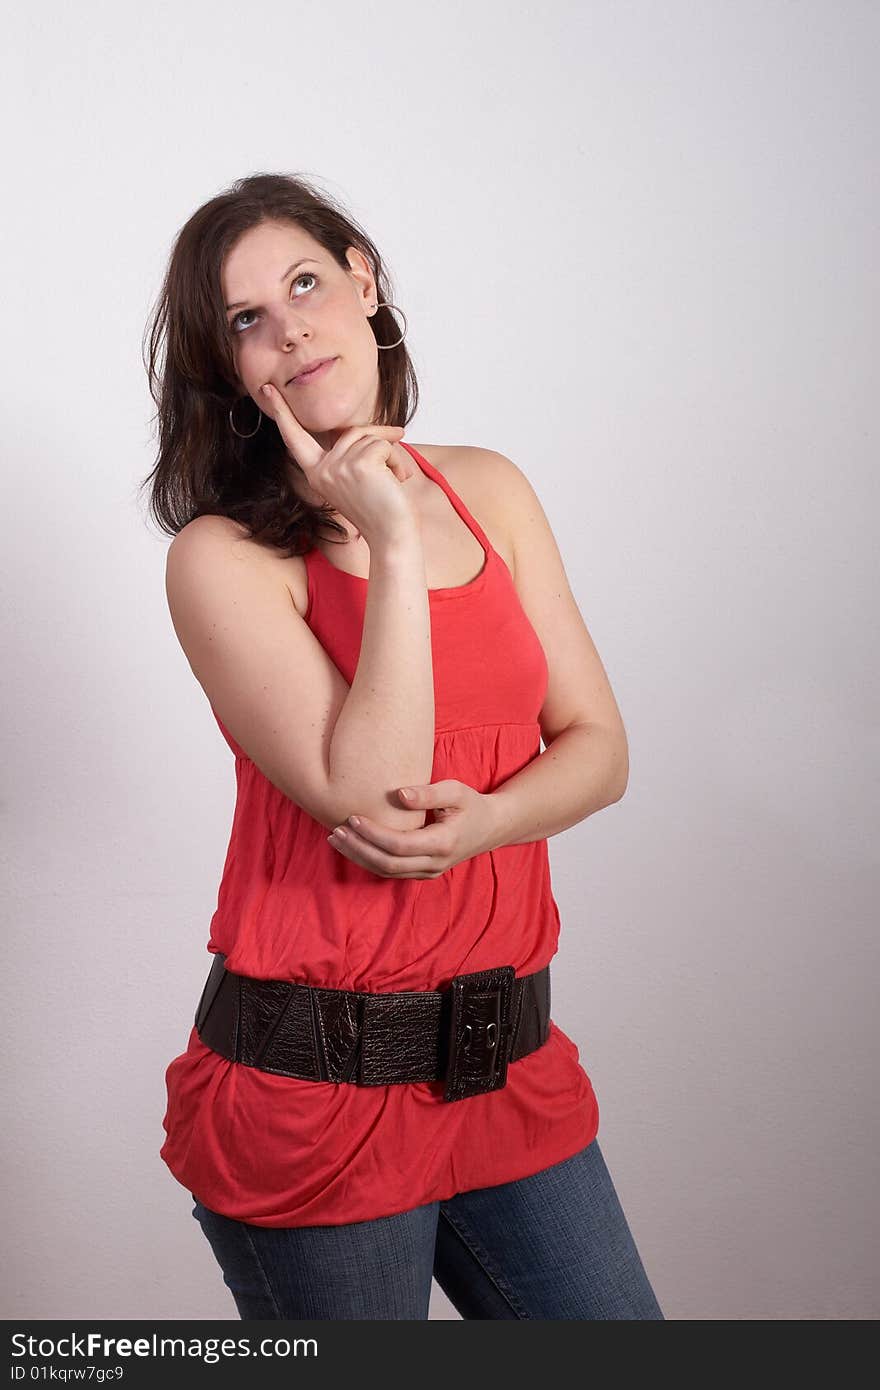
[260,383,323,471]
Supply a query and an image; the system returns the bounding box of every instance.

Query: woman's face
[220,219,382,456]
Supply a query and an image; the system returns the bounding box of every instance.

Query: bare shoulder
[428,443,528,504]
[436,445,581,614]
[168,513,282,569]
[165,514,292,625]
[416,441,501,485]
[448,444,533,490]
[171,512,260,547]
[416,442,517,564]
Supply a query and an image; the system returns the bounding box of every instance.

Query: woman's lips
[290,357,337,386]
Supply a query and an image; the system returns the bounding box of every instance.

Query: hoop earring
[228,396,263,439]
[370,301,408,350]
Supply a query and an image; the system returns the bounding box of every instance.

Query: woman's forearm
[328,537,435,828]
[484,722,629,848]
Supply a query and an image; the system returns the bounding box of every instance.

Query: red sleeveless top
[160,441,599,1227]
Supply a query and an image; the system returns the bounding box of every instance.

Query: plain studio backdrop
[2,0,877,1321]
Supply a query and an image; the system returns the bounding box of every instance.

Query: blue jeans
[190,1137,664,1320]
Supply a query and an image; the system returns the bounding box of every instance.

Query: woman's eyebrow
[225,259,320,311]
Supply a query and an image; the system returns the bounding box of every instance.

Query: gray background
[2,0,877,1320]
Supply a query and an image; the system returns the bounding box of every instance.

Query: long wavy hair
[139,172,419,557]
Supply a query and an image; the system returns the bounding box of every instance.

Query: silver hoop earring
[228,396,263,439]
[370,301,408,350]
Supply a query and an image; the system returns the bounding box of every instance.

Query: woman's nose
[274,304,310,346]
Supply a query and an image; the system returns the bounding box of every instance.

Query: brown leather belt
[194,952,551,1102]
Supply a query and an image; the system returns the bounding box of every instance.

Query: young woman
[144,172,664,1320]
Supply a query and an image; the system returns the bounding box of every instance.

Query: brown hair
[138,172,419,557]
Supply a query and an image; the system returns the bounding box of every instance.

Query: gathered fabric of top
[160,441,599,1227]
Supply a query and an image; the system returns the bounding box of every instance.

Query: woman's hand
[326,780,500,878]
[259,383,417,545]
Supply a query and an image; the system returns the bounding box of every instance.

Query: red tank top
[160,441,599,1226]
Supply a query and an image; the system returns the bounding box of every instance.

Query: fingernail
[348,816,361,829]
[261,384,272,397]
[400,788,414,800]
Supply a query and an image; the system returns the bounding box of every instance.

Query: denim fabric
[190,1137,664,1320]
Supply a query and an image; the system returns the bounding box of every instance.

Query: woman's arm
[484,721,627,848]
[482,446,629,844]
[328,535,435,827]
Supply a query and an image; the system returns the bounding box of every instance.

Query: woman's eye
[231,273,317,333]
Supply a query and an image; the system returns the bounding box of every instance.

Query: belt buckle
[443,965,516,1102]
